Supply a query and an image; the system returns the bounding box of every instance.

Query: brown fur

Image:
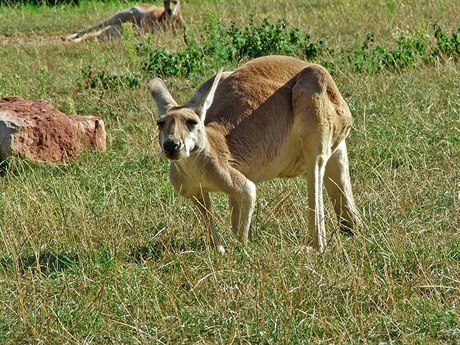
[64,0,185,42]
[149,55,360,254]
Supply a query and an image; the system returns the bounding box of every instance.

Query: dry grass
[0,0,459,343]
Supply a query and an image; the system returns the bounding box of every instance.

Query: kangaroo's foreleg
[192,192,225,254]
[227,171,257,246]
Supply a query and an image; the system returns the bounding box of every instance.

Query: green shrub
[138,37,206,78]
[138,17,325,78]
[137,19,459,78]
[351,24,459,73]
[227,17,303,60]
[351,32,432,73]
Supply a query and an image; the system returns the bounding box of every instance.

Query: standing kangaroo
[149,55,360,254]
[65,0,185,42]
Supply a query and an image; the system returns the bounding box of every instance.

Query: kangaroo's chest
[169,158,232,197]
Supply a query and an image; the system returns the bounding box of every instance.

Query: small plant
[80,64,141,90]
[37,67,50,99]
[138,37,206,78]
[122,22,137,66]
[226,17,303,60]
[433,23,460,58]
[0,73,6,98]
[302,35,326,59]
[0,73,25,97]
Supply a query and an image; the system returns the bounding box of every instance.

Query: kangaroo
[64,0,185,42]
[149,55,360,254]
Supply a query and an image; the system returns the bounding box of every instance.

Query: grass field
[0,0,459,343]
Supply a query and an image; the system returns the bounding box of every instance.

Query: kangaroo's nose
[163,139,181,153]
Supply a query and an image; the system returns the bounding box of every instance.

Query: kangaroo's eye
[186,119,198,129]
[157,121,165,129]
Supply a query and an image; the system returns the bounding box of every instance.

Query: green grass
[0,0,459,343]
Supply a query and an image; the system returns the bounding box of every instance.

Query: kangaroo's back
[206,56,307,125]
[205,55,349,182]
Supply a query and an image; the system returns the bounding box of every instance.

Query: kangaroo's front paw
[305,236,325,253]
[216,245,225,255]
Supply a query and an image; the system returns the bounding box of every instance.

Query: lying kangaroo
[65,0,185,42]
[149,55,360,254]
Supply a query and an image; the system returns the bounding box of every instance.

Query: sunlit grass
[0,0,459,343]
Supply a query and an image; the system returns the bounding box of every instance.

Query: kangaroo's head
[149,70,222,161]
[164,0,180,16]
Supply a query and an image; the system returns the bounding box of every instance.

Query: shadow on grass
[0,251,79,275]
[0,0,80,5]
[0,159,9,177]
[129,238,206,262]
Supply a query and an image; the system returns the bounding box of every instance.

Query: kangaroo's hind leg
[293,65,337,253]
[66,7,144,41]
[325,141,360,235]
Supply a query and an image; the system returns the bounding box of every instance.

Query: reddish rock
[0,96,106,163]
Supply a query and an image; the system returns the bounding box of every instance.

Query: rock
[0,96,106,164]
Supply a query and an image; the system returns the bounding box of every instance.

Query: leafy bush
[138,37,206,78]
[137,18,459,78]
[227,17,302,59]
[351,32,433,73]
[138,17,325,78]
[350,24,459,73]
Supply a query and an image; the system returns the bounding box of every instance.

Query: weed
[122,22,137,66]
[0,73,26,97]
[80,64,141,90]
[433,23,460,57]
[37,67,50,99]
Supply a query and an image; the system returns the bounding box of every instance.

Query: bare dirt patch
[0,32,70,47]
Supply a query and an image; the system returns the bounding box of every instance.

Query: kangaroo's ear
[186,69,223,123]
[148,78,178,117]
[172,0,180,16]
